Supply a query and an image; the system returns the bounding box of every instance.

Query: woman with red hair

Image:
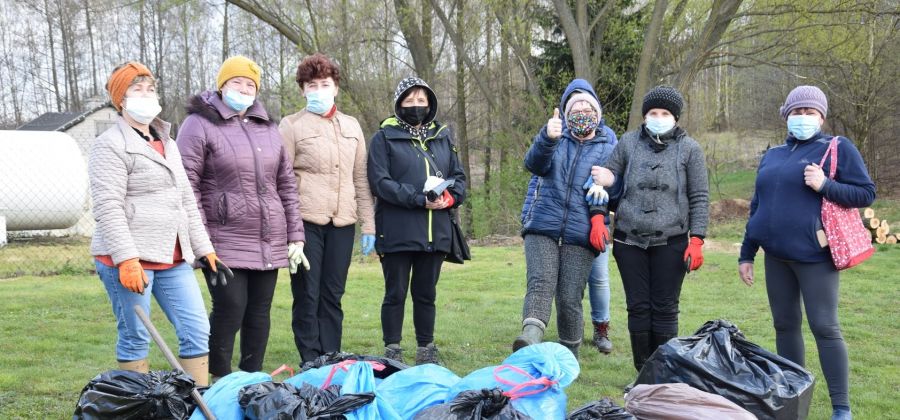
[280,53,376,367]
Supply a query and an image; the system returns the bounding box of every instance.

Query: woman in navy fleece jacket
[739,86,875,420]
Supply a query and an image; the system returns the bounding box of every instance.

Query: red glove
[684,236,704,271]
[441,190,455,208]
[590,215,610,253]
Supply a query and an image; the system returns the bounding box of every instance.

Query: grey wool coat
[89,117,214,265]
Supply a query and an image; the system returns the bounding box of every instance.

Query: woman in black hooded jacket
[367,76,467,365]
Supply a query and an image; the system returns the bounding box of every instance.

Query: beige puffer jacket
[279,109,375,234]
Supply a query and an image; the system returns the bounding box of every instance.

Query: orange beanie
[106,62,153,111]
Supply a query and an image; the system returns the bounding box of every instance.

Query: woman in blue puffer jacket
[514,79,618,357]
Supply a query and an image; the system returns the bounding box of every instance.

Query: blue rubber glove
[361,234,376,256]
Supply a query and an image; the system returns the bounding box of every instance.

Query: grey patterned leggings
[522,234,595,345]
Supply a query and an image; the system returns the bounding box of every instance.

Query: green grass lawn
[1,245,898,418]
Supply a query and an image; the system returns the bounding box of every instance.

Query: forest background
[1,0,898,237]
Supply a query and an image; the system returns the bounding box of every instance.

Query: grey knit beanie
[564,91,602,119]
[779,85,827,120]
[642,86,684,121]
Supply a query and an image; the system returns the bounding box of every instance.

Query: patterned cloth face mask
[567,111,599,138]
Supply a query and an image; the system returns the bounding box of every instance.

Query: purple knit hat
[779,85,828,120]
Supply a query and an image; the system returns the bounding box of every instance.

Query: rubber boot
[179,355,209,386]
[592,321,613,354]
[512,318,546,352]
[559,339,580,358]
[117,359,149,373]
[415,343,441,365]
[384,343,404,364]
[629,331,653,372]
[652,332,676,355]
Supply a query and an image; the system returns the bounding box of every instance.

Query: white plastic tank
[0,130,89,230]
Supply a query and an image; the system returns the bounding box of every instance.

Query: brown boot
[179,356,209,386]
[117,359,149,373]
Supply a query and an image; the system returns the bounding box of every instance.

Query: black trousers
[612,235,688,335]
[207,268,278,377]
[380,251,445,347]
[290,222,355,363]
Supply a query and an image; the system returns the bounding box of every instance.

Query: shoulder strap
[818,137,839,179]
[410,140,445,178]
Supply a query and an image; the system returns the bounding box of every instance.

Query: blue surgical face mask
[645,115,676,135]
[305,88,335,115]
[222,89,255,112]
[786,115,821,140]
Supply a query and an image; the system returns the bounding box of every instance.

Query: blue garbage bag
[447,343,579,419]
[188,371,271,420]
[342,361,403,420]
[286,358,394,389]
[377,364,462,419]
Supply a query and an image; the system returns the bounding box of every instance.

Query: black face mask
[397,106,429,126]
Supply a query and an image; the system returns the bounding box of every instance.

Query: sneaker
[384,343,404,364]
[415,343,441,365]
[592,321,613,354]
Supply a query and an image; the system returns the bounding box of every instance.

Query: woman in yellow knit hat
[177,55,306,380]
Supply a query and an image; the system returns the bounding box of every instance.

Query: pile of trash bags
[73,320,817,419]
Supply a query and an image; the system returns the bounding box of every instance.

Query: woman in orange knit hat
[89,61,232,386]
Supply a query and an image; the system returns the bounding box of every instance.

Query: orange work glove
[684,236,704,272]
[118,258,149,294]
[589,215,610,253]
[441,190,455,208]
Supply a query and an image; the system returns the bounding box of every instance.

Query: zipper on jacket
[559,141,585,245]
[239,118,272,268]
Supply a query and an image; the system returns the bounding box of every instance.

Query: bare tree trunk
[84,0,98,96]
[394,0,434,80]
[672,0,743,94]
[454,0,472,235]
[182,4,191,100]
[222,2,229,61]
[153,2,165,110]
[628,0,668,130]
[483,8,493,197]
[44,0,62,112]
[550,0,592,82]
[139,0,146,63]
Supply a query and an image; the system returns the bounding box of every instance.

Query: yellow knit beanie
[216,55,261,90]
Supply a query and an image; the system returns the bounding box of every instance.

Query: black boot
[629,331,653,372]
[652,332,676,354]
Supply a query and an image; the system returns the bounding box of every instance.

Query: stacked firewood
[863,208,898,244]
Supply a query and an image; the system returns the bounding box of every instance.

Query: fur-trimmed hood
[185,90,273,126]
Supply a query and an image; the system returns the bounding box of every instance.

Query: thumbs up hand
[547,108,562,140]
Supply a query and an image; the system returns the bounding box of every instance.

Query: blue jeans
[96,261,209,362]
[587,250,610,323]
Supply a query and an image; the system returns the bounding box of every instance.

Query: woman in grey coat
[593,86,709,373]
[89,62,229,386]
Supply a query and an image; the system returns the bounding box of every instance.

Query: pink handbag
[820,137,874,270]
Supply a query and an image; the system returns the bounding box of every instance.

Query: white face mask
[124,96,161,124]
[645,115,676,135]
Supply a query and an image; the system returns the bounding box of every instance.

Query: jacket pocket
[216,193,229,225]
[215,192,246,225]
[295,136,329,173]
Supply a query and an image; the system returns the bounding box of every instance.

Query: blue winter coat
[520,79,618,250]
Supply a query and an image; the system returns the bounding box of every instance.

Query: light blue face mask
[786,115,821,140]
[223,89,255,112]
[305,89,335,115]
[645,116,676,135]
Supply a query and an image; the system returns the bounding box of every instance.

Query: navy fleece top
[740,132,875,263]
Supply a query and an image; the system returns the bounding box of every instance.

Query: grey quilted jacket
[89,117,214,265]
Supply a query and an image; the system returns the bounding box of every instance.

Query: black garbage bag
[635,319,815,420]
[414,388,533,420]
[238,381,375,419]
[73,369,197,419]
[300,351,409,379]
[567,397,635,420]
